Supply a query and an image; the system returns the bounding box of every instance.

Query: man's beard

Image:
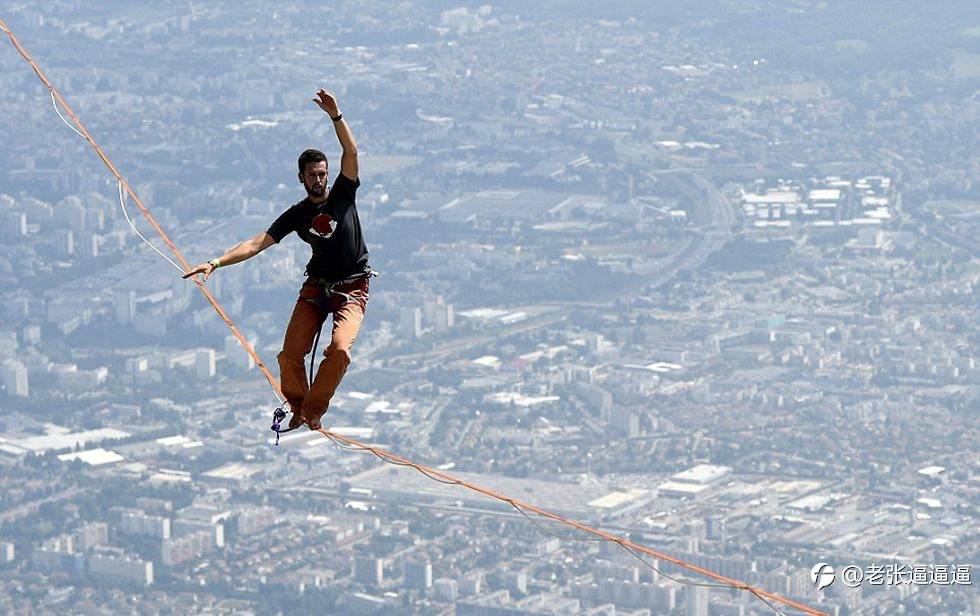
[306,183,326,198]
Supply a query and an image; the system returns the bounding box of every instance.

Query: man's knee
[278,349,306,366]
[323,344,352,366]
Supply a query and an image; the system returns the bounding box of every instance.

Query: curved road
[644,169,737,288]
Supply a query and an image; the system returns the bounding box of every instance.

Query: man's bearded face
[300,161,328,198]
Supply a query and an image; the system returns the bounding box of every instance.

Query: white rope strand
[50,90,85,138]
[51,89,185,275]
[117,181,185,274]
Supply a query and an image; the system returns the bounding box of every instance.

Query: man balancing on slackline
[183,88,373,432]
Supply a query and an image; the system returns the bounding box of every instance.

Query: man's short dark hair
[298,149,328,174]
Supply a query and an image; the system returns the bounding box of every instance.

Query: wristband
[208,258,221,269]
[330,113,343,122]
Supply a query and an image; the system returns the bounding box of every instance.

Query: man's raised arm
[313,88,358,181]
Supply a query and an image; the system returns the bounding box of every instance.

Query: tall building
[175,504,229,548]
[74,523,108,550]
[0,211,27,239]
[460,572,484,595]
[706,517,728,544]
[161,530,212,566]
[31,547,78,574]
[194,349,216,379]
[433,578,458,602]
[88,551,153,586]
[403,559,432,591]
[236,507,275,536]
[78,232,100,258]
[60,196,86,233]
[609,406,640,437]
[441,303,455,330]
[354,555,384,587]
[120,512,171,540]
[424,295,455,332]
[173,519,223,549]
[569,579,676,610]
[114,290,136,325]
[505,571,527,594]
[686,585,708,616]
[225,334,256,371]
[1,359,29,397]
[55,229,75,257]
[43,534,75,554]
[399,306,423,338]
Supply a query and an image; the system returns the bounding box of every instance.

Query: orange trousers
[277,277,368,428]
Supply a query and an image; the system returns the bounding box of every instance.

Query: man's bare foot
[288,411,305,430]
[305,409,325,431]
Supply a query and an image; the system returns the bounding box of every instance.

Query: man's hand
[315,88,358,179]
[182,262,217,281]
[313,89,340,118]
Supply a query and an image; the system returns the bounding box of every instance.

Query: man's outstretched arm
[182,232,275,281]
[313,89,358,181]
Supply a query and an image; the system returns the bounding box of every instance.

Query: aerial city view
[0,2,976,614]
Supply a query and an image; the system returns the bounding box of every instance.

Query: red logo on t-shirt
[310,213,336,238]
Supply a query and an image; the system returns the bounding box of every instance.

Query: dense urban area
[0,2,977,615]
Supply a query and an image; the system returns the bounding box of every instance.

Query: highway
[385,310,569,366]
[644,169,737,289]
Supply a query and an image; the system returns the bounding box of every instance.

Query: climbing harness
[270,270,379,445]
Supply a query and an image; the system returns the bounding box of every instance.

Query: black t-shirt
[266,173,370,281]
